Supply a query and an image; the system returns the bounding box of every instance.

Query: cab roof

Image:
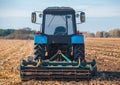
[43,7,75,14]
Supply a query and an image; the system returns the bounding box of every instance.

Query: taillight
[77,31,83,35]
[36,31,42,35]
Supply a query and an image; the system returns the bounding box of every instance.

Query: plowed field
[0,38,120,85]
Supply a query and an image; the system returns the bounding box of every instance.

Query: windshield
[44,14,74,35]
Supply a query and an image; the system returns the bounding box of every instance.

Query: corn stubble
[0,38,120,85]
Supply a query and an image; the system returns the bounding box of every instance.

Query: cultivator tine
[21,67,91,81]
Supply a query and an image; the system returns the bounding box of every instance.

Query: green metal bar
[41,64,91,69]
[61,54,72,63]
[42,61,78,66]
[49,53,58,61]
[49,51,72,63]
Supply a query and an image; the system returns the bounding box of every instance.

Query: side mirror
[80,12,85,23]
[39,13,42,18]
[31,12,36,23]
[76,14,79,18]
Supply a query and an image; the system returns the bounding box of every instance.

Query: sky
[0,0,120,33]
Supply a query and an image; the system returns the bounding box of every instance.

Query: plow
[20,7,97,81]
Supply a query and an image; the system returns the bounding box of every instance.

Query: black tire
[34,44,45,60]
[73,44,85,61]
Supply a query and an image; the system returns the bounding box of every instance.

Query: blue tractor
[20,7,97,81]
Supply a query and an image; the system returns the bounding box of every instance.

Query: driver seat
[54,26,66,35]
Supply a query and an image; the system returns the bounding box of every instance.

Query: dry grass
[0,38,120,85]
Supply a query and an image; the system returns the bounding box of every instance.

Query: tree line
[0,27,119,39]
[0,27,35,39]
[0,29,15,36]
[83,29,120,38]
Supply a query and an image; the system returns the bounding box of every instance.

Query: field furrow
[0,38,120,85]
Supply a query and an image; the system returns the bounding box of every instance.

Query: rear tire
[73,44,85,61]
[34,44,45,60]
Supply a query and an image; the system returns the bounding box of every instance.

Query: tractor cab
[32,7,85,35]
[43,7,76,35]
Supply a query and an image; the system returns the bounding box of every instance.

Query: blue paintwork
[34,35,47,44]
[71,35,84,44]
[34,35,84,44]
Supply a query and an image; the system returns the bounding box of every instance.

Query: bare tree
[109,29,120,38]
[96,31,103,38]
